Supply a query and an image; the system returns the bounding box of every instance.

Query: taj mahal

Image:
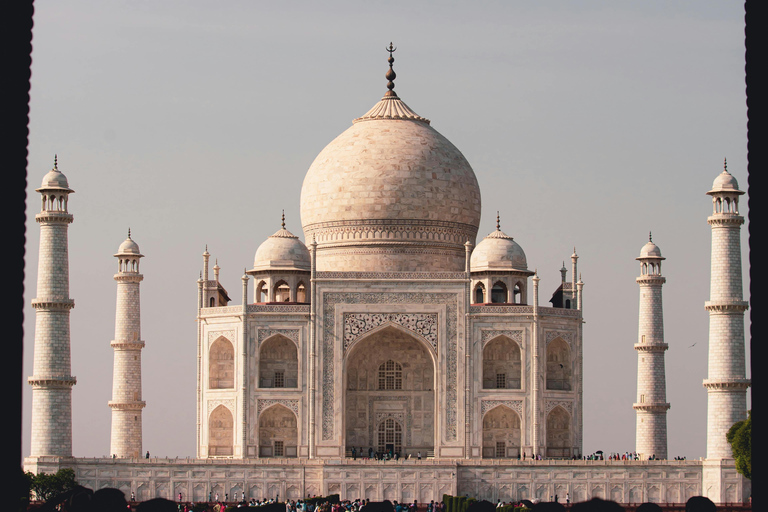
[24,49,750,505]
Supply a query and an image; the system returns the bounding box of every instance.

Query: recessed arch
[258,404,298,458]
[208,405,234,456]
[259,334,298,388]
[209,337,235,389]
[482,405,521,458]
[483,335,522,389]
[546,337,571,391]
[344,321,437,365]
[344,325,435,458]
[546,406,572,458]
[474,282,486,304]
[296,282,307,303]
[256,280,268,302]
[273,280,290,302]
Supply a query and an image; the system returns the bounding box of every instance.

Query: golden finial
[385,42,397,95]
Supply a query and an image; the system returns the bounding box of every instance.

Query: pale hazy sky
[23,1,749,460]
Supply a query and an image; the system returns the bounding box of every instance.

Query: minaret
[704,160,750,459]
[633,233,670,460]
[109,230,146,458]
[28,156,77,458]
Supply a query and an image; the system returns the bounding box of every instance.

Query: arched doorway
[344,326,435,458]
[482,405,521,458]
[258,404,298,457]
[546,406,572,458]
[208,405,234,456]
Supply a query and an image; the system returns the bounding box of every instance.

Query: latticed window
[496,373,506,389]
[274,440,284,457]
[377,418,403,455]
[496,442,506,458]
[378,360,403,390]
[274,371,285,388]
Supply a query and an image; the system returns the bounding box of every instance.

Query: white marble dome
[638,240,663,259]
[300,91,481,272]
[253,225,311,272]
[38,160,72,191]
[709,170,740,193]
[116,234,141,255]
[470,227,528,272]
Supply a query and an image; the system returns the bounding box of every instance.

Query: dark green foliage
[726,409,751,479]
[26,467,77,501]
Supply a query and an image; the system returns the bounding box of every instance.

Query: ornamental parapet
[31,298,75,310]
[110,340,146,349]
[114,273,144,283]
[702,378,751,391]
[633,343,669,352]
[247,304,311,314]
[35,211,74,224]
[316,271,467,280]
[707,215,744,227]
[633,402,670,412]
[704,300,748,312]
[28,375,77,388]
[108,400,146,410]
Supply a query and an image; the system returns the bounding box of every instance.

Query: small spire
[54,154,58,171]
[496,211,500,231]
[724,157,728,173]
[281,210,286,229]
[127,228,131,239]
[385,42,397,96]
[649,231,653,243]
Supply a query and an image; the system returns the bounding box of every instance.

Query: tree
[26,468,77,501]
[726,409,751,479]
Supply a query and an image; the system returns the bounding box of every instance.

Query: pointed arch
[209,337,235,389]
[546,405,572,458]
[483,335,522,389]
[491,281,508,303]
[474,282,486,304]
[296,281,307,303]
[482,405,522,458]
[208,405,234,456]
[546,337,571,390]
[259,334,298,388]
[256,280,268,302]
[258,404,298,457]
[273,280,290,302]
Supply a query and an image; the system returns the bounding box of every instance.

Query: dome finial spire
[496,211,500,231]
[54,154,58,171]
[649,231,653,242]
[281,209,285,229]
[385,42,397,96]
[128,228,131,239]
[724,157,728,173]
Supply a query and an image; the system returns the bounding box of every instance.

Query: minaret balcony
[633,402,670,412]
[633,342,668,352]
[702,378,751,391]
[704,300,748,312]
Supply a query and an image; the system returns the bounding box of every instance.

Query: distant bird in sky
[688,342,697,348]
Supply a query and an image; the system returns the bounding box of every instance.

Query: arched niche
[546,338,572,391]
[344,326,435,458]
[259,335,298,388]
[256,281,268,302]
[208,405,234,456]
[482,336,522,389]
[274,281,290,302]
[474,283,485,304]
[482,405,521,458]
[258,404,298,457]
[545,406,572,458]
[296,282,307,303]
[209,337,235,389]
[376,417,403,456]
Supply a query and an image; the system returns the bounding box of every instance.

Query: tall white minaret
[704,160,750,459]
[29,156,77,458]
[634,233,669,460]
[109,230,146,458]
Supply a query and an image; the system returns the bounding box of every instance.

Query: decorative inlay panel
[207,399,235,415]
[322,291,458,441]
[546,400,573,415]
[257,329,300,347]
[481,400,523,417]
[247,305,311,314]
[208,330,236,347]
[481,330,523,346]
[257,399,299,416]
[546,330,574,347]
[344,313,438,351]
